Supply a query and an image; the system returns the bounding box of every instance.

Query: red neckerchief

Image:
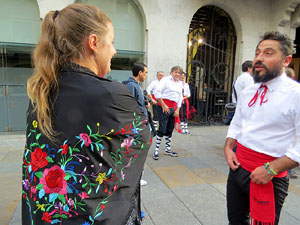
[236,142,287,225]
[248,84,268,107]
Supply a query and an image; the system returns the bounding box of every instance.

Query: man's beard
[253,62,282,83]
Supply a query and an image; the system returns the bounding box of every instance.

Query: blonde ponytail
[27,4,111,141]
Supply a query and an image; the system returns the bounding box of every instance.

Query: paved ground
[2,126,300,225]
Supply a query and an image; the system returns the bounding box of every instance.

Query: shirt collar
[261,72,286,92]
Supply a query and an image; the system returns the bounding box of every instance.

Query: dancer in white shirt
[225,61,254,125]
[147,71,164,130]
[179,72,191,134]
[152,66,183,160]
[232,61,254,103]
[224,31,300,225]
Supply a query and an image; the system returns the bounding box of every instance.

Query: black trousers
[152,104,159,121]
[180,102,187,123]
[226,166,289,225]
[156,105,175,137]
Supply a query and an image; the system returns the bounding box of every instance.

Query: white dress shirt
[182,82,191,97]
[154,75,183,108]
[147,79,160,95]
[232,72,254,103]
[227,73,300,164]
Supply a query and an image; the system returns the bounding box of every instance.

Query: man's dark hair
[132,63,147,77]
[258,31,293,57]
[241,60,253,72]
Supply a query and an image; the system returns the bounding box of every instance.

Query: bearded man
[224,31,300,225]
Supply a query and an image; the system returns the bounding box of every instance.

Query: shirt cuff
[286,145,300,165]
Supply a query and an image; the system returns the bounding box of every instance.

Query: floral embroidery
[79,133,91,146]
[60,144,69,155]
[30,147,48,171]
[40,165,67,195]
[22,113,150,224]
[32,120,38,128]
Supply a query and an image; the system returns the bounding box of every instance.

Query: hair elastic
[53,10,59,20]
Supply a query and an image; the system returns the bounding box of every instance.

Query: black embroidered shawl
[22,65,151,225]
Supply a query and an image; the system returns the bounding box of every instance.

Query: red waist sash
[152,94,157,101]
[236,142,287,177]
[159,99,177,109]
[236,142,287,225]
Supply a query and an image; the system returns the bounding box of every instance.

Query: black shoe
[164,150,178,157]
[153,151,159,160]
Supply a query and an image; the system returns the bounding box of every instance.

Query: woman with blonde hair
[22,4,151,225]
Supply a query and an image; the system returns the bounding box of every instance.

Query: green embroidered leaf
[87,125,92,135]
[73,148,80,152]
[35,172,43,178]
[61,214,68,219]
[36,183,44,190]
[79,206,86,212]
[82,183,88,188]
[52,214,61,219]
[77,202,85,206]
[58,194,66,204]
[65,173,72,180]
[87,188,92,195]
[30,143,39,148]
[47,157,54,163]
[27,133,31,138]
[36,133,41,140]
[40,144,45,149]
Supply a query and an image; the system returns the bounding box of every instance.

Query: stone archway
[187,5,237,125]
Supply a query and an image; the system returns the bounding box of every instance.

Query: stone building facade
[1,0,300,131]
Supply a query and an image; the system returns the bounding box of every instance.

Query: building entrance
[187,5,237,125]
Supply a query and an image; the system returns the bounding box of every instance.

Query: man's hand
[162,104,170,114]
[174,108,180,117]
[152,99,157,105]
[224,138,239,170]
[250,165,273,185]
[224,146,240,170]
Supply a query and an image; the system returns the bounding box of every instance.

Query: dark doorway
[187,5,237,125]
[290,27,300,82]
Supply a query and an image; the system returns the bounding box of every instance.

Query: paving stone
[192,168,228,184]
[153,164,205,189]
[178,157,210,170]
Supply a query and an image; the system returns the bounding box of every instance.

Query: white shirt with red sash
[227,73,300,164]
[182,81,191,98]
[154,75,183,108]
[147,79,160,99]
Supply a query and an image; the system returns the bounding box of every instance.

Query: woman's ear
[86,33,99,54]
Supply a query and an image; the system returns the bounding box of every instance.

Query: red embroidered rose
[40,165,67,195]
[61,144,69,155]
[79,133,91,146]
[30,148,48,171]
[42,212,52,223]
